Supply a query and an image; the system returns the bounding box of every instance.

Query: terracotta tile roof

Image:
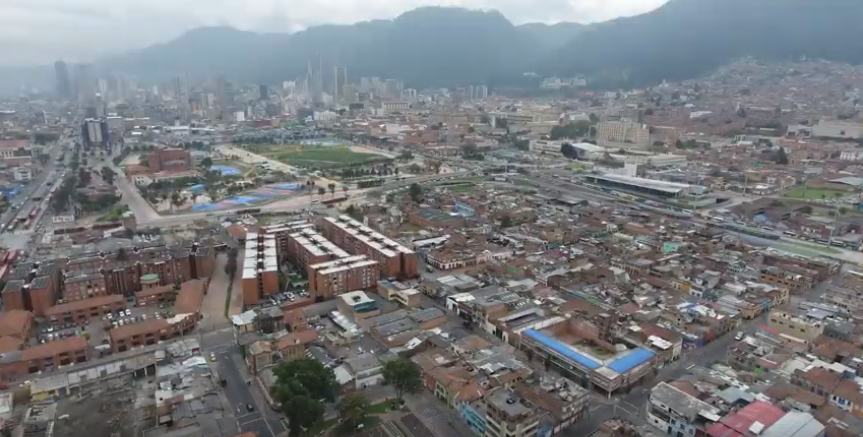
[108,319,170,343]
[276,330,318,350]
[796,367,841,391]
[455,378,485,402]
[0,310,32,338]
[21,336,87,361]
[669,380,701,398]
[44,295,124,316]
[835,379,863,404]
[175,279,206,315]
[0,336,24,353]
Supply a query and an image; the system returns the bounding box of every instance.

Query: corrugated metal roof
[523,329,601,370]
[607,347,656,374]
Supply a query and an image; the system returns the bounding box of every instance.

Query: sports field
[272,146,390,168]
[783,187,848,200]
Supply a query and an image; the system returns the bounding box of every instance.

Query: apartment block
[308,255,379,301]
[596,120,650,150]
[318,215,419,279]
[44,295,125,324]
[1,261,60,316]
[768,310,824,342]
[262,221,316,264]
[241,232,279,306]
[61,240,214,298]
[484,388,547,437]
[109,319,171,353]
[63,270,108,301]
[286,228,349,273]
[760,266,813,294]
[0,336,91,379]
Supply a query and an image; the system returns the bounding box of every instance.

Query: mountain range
[5,0,863,94]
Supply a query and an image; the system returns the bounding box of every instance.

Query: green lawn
[783,187,849,200]
[273,147,390,168]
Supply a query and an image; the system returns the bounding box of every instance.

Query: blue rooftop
[606,347,655,374]
[523,329,601,370]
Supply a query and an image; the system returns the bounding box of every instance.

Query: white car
[734,331,744,341]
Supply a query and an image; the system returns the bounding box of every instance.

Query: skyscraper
[73,64,95,103]
[333,67,347,99]
[54,60,71,99]
[307,53,323,106]
[259,84,269,101]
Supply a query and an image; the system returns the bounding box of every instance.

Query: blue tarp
[210,165,241,176]
[607,347,655,374]
[523,329,601,370]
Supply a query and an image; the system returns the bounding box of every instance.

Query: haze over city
[1,0,668,65]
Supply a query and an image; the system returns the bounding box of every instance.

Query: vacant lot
[272,146,390,168]
[783,187,848,200]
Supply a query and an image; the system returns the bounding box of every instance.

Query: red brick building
[148,147,192,172]
[318,215,419,279]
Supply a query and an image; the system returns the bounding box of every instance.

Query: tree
[283,393,325,437]
[101,166,116,185]
[272,358,337,436]
[500,215,514,228]
[337,393,370,430]
[328,182,336,197]
[560,143,578,159]
[776,146,789,165]
[344,204,362,220]
[225,247,239,278]
[200,157,213,169]
[382,358,422,404]
[513,139,530,151]
[317,187,326,198]
[736,107,747,118]
[116,248,128,261]
[409,183,423,203]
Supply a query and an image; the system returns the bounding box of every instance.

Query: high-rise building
[333,67,347,99]
[307,53,323,106]
[54,60,71,99]
[259,84,269,101]
[81,118,109,149]
[73,64,95,102]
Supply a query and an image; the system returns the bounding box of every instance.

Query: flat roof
[523,329,601,370]
[591,173,699,194]
[606,347,655,373]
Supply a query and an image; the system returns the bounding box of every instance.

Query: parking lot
[35,297,181,354]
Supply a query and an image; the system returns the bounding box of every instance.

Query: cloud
[0,0,668,65]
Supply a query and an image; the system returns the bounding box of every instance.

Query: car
[124,309,132,316]
[734,331,744,341]
[209,353,216,362]
[246,403,255,412]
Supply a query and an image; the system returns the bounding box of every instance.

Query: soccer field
[782,187,848,200]
[273,146,390,167]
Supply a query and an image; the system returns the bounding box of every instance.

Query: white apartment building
[597,120,650,150]
[812,119,863,140]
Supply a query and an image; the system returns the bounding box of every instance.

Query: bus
[28,206,39,220]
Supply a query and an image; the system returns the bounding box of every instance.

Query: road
[213,349,279,437]
[0,139,64,250]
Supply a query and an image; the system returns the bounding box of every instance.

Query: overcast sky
[2,0,668,66]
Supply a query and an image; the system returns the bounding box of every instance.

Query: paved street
[404,391,475,437]
[212,348,282,437]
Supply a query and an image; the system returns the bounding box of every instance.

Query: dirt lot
[54,375,142,437]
